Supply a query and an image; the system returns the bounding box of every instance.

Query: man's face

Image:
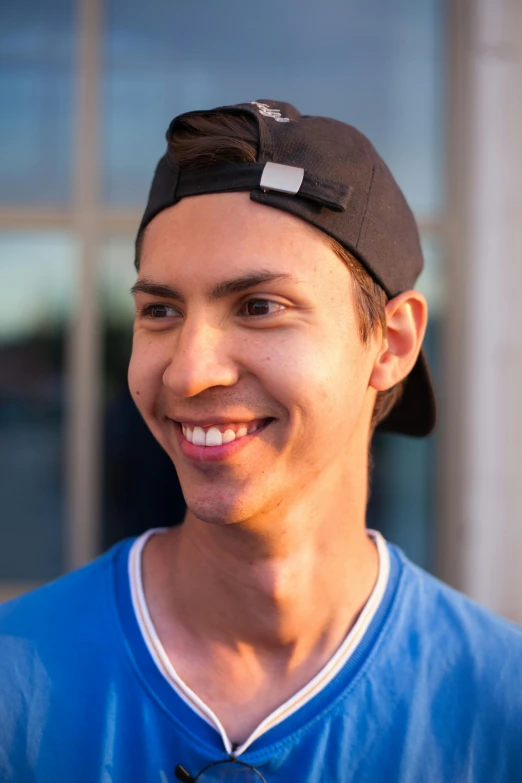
[129,193,382,526]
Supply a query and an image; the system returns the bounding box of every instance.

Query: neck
[142,458,378,664]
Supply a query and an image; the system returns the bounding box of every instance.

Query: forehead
[138,192,345,284]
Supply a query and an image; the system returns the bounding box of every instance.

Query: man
[0,99,521,782]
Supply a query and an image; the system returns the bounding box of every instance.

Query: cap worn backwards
[137,99,436,438]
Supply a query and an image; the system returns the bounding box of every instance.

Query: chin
[186,498,251,527]
[182,478,242,520]
[182,482,276,527]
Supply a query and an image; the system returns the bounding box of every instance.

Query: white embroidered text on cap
[250,101,290,123]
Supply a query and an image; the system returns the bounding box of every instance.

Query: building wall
[441,0,522,623]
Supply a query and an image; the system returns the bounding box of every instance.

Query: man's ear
[369,290,428,392]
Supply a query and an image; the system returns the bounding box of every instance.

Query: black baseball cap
[137,99,436,437]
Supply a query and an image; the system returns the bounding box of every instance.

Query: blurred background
[1,0,521,623]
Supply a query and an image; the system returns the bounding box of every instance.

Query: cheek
[253,337,343,415]
[266,335,372,439]
[128,338,165,416]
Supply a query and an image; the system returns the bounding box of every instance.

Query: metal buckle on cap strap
[260,162,305,195]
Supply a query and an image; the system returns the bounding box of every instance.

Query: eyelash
[139,298,286,320]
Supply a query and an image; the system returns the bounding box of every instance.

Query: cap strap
[175,163,351,212]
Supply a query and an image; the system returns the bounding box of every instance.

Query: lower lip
[173,421,270,463]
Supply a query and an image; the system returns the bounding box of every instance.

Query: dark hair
[138,111,404,431]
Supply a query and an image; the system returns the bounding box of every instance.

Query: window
[0,0,445,597]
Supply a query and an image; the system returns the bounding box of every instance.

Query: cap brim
[376,348,436,437]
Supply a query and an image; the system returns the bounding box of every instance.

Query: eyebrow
[130,280,186,303]
[130,271,293,303]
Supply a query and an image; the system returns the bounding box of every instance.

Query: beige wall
[442,0,522,623]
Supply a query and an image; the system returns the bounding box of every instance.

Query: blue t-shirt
[0,536,521,782]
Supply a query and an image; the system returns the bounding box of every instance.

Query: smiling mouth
[178,418,272,447]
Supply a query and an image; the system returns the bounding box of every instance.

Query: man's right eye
[140,304,180,319]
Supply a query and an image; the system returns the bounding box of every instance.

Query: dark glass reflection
[368,318,439,572]
[0,234,72,580]
[0,0,76,204]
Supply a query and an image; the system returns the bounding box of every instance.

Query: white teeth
[192,426,206,446]
[205,427,223,447]
[181,422,262,446]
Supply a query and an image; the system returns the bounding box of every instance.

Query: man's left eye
[241,299,286,317]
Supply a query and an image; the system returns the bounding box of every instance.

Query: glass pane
[0,232,77,580]
[100,237,185,549]
[367,235,443,571]
[417,234,446,319]
[103,0,443,214]
[0,1,76,204]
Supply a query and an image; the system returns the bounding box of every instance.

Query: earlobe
[369,291,428,392]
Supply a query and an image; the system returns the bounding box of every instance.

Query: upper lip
[169,416,269,427]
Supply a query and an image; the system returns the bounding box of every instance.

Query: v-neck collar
[122,527,394,757]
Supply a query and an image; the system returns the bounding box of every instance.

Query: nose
[162,317,239,398]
